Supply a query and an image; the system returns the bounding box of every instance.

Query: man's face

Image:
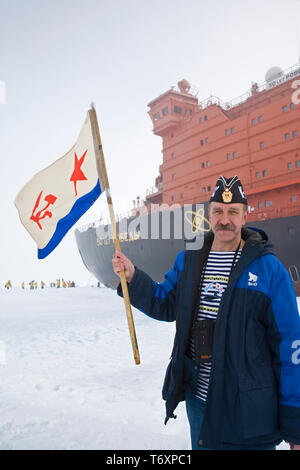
[209,202,247,245]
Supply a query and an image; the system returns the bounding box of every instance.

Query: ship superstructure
[146,65,300,221]
[75,63,300,294]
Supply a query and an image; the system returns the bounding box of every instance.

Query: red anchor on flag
[30,190,57,230]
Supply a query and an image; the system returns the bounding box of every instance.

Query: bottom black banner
[95,449,292,466]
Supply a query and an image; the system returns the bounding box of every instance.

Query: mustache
[215,224,235,232]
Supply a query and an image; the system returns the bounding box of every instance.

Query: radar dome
[265,66,283,82]
[178,79,191,93]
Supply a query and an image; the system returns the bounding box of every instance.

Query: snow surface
[0,287,297,450]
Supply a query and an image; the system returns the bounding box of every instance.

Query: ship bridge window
[291,196,297,202]
[258,115,263,122]
[262,170,267,177]
[232,151,237,158]
[204,115,207,121]
[288,162,293,169]
[265,200,272,208]
[292,130,298,138]
[251,118,256,125]
[231,127,235,134]
[225,129,230,136]
[290,103,295,110]
[260,142,264,149]
[227,153,231,160]
[258,201,263,208]
[296,160,300,167]
[153,112,161,121]
[162,107,169,116]
[256,172,260,178]
[174,106,182,114]
[282,105,288,113]
[285,133,290,141]
[205,137,209,144]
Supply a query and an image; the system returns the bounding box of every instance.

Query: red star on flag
[70,150,88,196]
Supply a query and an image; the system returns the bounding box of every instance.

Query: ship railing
[198,62,300,112]
[77,208,139,232]
[115,210,135,221]
[247,204,300,222]
[198,92,260,112]
[77,219,106,232]
[146,185,160,195]
[77,203,300,232]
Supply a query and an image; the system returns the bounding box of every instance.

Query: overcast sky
[1,0,300,285]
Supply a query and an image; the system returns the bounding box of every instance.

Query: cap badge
[222,187,233,203]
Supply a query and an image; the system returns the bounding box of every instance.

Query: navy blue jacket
[118,227,300,449]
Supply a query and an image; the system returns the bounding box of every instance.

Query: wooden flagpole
[89,104,140,365]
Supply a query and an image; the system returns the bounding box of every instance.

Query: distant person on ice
[112,175,300,450]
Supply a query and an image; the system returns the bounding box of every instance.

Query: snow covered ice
[0,286,189,450]
[0,286,297,450]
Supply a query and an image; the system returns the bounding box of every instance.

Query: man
[112,175,300,450]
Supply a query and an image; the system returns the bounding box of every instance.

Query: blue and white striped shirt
[190,249,242,401]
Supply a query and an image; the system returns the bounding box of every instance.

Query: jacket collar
[188,226,274,287]
[200,226,274,252]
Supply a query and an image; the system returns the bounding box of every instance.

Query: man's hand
[112,251,135,283]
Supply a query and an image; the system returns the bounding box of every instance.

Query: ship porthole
[289,265,300,283]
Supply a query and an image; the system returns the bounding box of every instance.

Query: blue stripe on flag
[38,179,102,259]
